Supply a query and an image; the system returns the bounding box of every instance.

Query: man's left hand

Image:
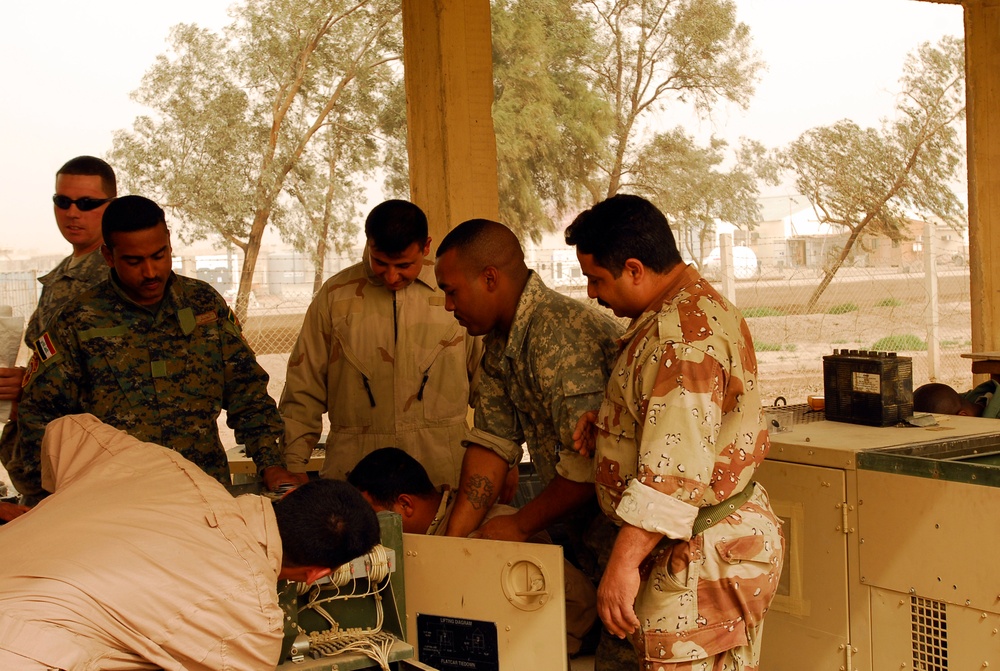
[262,466,308,492]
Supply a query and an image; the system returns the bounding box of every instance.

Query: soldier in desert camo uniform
[568,194,784,671]
[11,196,299,501]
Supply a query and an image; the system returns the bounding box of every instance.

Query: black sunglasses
[52,194,113,212]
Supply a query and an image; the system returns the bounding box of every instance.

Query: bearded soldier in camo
[10,196,300,503]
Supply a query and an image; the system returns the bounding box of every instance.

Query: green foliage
[489,0,611,240]
[633,131,779,265]
[583,0,763,199]
[784,344,798,352]
[872,334,927,351]
[875,298,905,307]
[828,303,859,314]
[743,306,785,318]
[110,0,402,319]
[784,35,967,311]
[754,341,782,352]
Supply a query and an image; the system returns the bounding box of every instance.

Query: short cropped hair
[102,195,165,248]
[913,382,963,415]
[57,156,117,198]
[565,194,682,276]
[273,479,380,569]
[365,200,429,255]
[347,447,437,508]
[435,218,527,279]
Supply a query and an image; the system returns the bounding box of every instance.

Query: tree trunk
[805,226,863,312]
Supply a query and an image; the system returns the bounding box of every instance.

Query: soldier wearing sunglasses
[0,156,116,511]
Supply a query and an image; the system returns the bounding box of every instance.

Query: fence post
[719,233,736,304]
[925,221,940,380]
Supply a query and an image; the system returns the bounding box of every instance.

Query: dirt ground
[750,301,972,406]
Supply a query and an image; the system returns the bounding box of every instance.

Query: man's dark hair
[365,200,429,255]
[435,218,527,280]
[347,447,437,508]
[57,156,117,198]
[565,194,682,276]
[102,196,166,249]
[273,479,380,568]
[913,382,964,415]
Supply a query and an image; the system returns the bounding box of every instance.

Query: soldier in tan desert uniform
[567,194,784,670]
[279,200,480,487]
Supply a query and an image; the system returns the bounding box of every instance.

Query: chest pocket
[78,326,149,410]
[177,317,225,413]
[415,321,469,422]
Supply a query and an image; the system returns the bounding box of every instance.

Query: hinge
[835,502,852,534]
[838,642,857,671]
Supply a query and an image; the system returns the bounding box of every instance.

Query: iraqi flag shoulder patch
[33,332,58,362]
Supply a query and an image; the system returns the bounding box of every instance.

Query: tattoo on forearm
[465,475,495,510]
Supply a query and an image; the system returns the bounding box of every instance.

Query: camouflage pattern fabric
[0,248,109,497]
[964,379,1000,418]
[466,271,622,486]
[280,253,480,487]
[593,264,783,668]
[25,248,109,345]
[10,273,284,497]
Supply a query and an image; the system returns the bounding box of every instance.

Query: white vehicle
[702,245,760,280]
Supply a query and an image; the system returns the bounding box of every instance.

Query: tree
[582,0,762,200]
[111,0,401,321]
[784,35,966,311]
[631,128,778,265]
[491,0,612,240]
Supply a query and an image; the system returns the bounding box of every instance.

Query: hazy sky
[0,0,965,257]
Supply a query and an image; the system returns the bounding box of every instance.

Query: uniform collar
[501,271,546,360]
[108,270,179,313]
[620,263,699,342]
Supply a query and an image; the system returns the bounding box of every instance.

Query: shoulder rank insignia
[33,332,58,362]
[22,354,39,388]
[227,309,241,330]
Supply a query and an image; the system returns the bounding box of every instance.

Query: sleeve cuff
[462,426,523,467]
[616,480,699,541]
[555,450,595,484]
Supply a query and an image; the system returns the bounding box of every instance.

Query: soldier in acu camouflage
[9,196,298,503]
[567,195,784,671]
[434,219,621,540]
[0,156,116,513]
[278,200,481,488]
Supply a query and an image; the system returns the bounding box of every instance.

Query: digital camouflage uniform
[0,248,108,493]
[280,251,480,487]
[594,264,783,670]
[26,248,109,345]
[469,271,621,486]
[10,272,284,498]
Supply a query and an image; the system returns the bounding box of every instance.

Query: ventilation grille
[911,595,947,670]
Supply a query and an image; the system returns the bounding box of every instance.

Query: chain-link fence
[1,228,974,411]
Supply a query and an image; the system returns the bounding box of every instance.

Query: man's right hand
[0,367,25,403]
[572,410,598,457]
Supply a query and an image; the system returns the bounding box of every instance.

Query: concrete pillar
[402,0,501,250]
